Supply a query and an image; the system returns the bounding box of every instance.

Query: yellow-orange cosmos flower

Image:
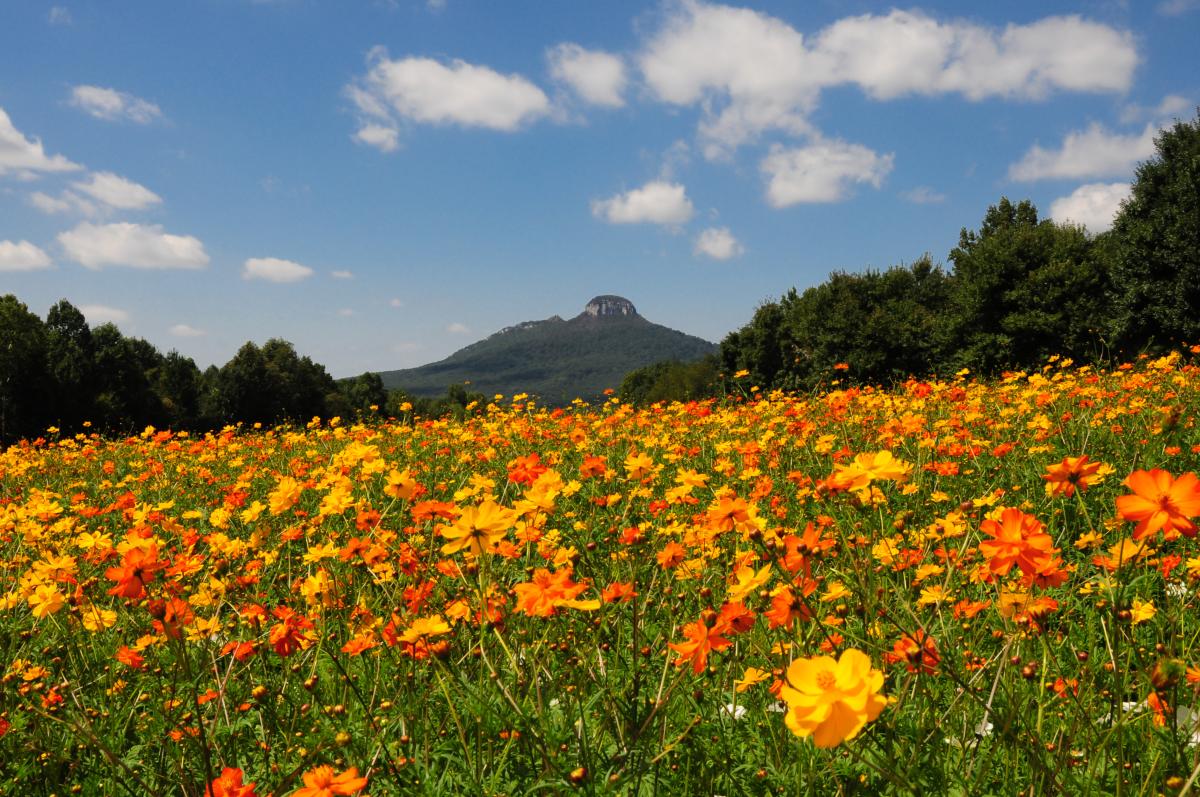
[440,500,518,556]
[1116,469,1200,541]
[828,450,912,492]
[780,649,887,748]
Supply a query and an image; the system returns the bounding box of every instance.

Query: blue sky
[0,1,1196,377]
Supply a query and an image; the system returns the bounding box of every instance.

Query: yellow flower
[399,615,451,644]
[440,500,517,556]
[1130,598,1156,625]
[727,564,773,602]
[269,476,303,515]
[384,468,418,500]
[779,649,887,748]
[81,604,118,631]
[735,667,770,693]
[29,584,66,618]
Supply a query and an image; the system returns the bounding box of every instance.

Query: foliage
[1109,110,1200,352]
[2,353,1200,794]
[619,355,722,404]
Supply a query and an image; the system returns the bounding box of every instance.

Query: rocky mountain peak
[583,295,637,318]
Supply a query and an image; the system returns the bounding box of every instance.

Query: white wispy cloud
[80,304,130,325]
[59,222,209,269]
[761,140,894,207]
[331,270,354,279]
[0,107,80,177]
[447,322,470,334]
[591,180,694,226]
[901,186,946,204]
[48,6,72,25]
[71,172,162,210]
[548,43,627,108]
[242,256,315,283]
[1049,182,1130,233]
[348,48,550,150]
[1009,123,1156,181]
[639,4,1138,157]
[69,85,163,124]
[0,240,53,271]
[693,227,743,260]
[29,190,96,216]
[169,323,206,337]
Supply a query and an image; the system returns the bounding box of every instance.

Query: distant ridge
[378,296,716,402]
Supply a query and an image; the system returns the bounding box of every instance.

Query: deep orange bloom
[269,606,315,657]
[977,509,1056,577]
[884,630,939,674]
[600,581,637,603]
[291,765,368,796]
[668,617,731,674]
[656,542,686,569]
[1115,469,1200,540]
[206,767,257,797]
[1042,455,1103,497]
[765,583,815,630]
[513,568,598,617]
[105,545,166,599]
[115,645,144,669]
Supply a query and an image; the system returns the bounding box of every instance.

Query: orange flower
[105,545,166,600]
[269,606,315,657]
[600,581,637,604]
[977,508,1056,577]
[765,583,815,630]
[1115,469,1200,541]
[291,765,368,796]
[513,569,599,617]
[1042,455,1104,498]
[206,767,257,797]
[884,630,939,674]
[668,616,731,674]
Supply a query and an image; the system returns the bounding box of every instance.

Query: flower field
[3,354,1200,795]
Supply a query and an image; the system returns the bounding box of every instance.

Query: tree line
[623,110,1200,401]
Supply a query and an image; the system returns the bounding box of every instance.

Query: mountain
[377,296,717,402]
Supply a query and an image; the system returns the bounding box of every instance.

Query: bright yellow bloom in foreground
[441,500,517,556]
[29,584,66,618]
[780,649,887,748]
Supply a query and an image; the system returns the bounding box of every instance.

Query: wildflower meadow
[3,352,1200,795]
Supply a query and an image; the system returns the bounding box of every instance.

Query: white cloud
[71,172,162,210]
[59,222,209,269]
[694,227,743,260]
[80,304,130,325]
[352,123,400,152]
[48,6,72,25]
[591,180,694,226]
[29,190,97,216]
[1158,0,1200,15]
[638,4,1138,156]
[169,323,206,337]
[389,298,404,308]
[242,256,314,283]
[901,186,946,204]
[337,308,356,317]
[548,44,627,108]
[1009,123,1156,181]
[0,240,53,271]
[348,48,550,146]
[447,322,470,334]
[331,269,354,279]
[761,140,894,207]
[0,107,80,176]
[1120,94,1192,124]
[69,85,163,124]
[1049,182,1130,233]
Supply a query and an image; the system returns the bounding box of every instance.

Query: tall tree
[44,299,97,431]
[946,198,1108,372]
[0,295,51,440]
[1109,110,1200,352]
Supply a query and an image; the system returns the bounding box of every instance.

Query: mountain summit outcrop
[377,296,715,403]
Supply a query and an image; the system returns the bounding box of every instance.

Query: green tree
[946,198,1109,372]
[1109,110,1200,351]
[0,295,51,440]
[44,299,97,430]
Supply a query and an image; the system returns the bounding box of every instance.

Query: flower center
[815,671,837,690]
